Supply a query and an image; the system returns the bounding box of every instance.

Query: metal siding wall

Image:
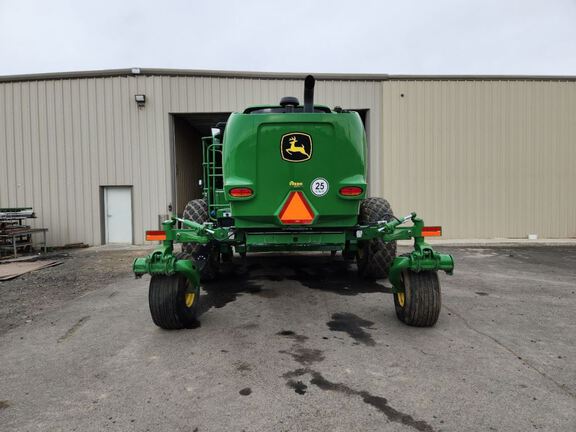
[0,76,381,246]
[0,77,157,245]
[2,74,574,245]
[381,80,576,239]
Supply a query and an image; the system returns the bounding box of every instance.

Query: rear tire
[394,270,441,327]
[182,199,220,281]
[356,198,397,279]
[148,274,200,330]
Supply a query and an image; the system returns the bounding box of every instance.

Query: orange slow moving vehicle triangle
[279,191,314,224]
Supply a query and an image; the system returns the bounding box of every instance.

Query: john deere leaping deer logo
[281,133,312,162]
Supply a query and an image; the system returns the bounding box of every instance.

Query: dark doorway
[171,113,231,216]
[346,109,370,185]
[350,109,368,130]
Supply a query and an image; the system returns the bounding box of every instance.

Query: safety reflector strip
[146,230,166,241]
[279,191,315,224]
[422,226,442,237]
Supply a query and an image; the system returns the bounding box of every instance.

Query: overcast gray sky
[1,0,575,76]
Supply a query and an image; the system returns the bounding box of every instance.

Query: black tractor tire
[356,198,397,279]
[182,199,220,281]
[148,273,200,330]
[394,270,441,327]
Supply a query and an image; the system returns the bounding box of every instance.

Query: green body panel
[223,111,366,229]
[245,232,346,252]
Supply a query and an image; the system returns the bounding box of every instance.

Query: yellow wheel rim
[184,292,196,308]
[397,292,405,307]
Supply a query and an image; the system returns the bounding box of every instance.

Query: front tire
[356,198,397,279]
[148,274,200,330]
[394,270,441,327]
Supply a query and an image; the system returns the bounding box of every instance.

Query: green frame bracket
[362,213,454,293]
[133,212,454,295]
[132,217,234,286]
[133,244,200,288]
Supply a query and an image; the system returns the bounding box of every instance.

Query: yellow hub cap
[397,292,405,307]
[184,292,196,308]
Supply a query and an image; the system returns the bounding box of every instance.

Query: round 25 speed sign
[310,177,329,197]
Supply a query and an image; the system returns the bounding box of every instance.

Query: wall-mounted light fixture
[135,94,146,108]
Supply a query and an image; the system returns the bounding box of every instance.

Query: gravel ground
[0,245,575,431]
[0,246,149,335]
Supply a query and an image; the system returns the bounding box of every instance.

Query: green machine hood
[223,110,367,229]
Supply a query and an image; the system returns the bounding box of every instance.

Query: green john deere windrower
[133,75,454,329]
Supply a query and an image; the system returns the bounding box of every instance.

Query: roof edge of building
[1,67,576,83]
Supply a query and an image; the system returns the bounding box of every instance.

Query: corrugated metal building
[0,68,575,246]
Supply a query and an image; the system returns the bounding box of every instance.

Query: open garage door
[172,113,231,216]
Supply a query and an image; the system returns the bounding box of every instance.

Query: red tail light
[229,187,253,198]
[339,186,363,196]
[422,226,442,237]
[146,230,166,241]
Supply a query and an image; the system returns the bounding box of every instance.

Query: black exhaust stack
[303,75,315,113]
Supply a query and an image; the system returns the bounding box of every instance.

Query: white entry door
[104,187,132,244]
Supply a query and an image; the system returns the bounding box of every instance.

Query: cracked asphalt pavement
[0,246,575,431]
